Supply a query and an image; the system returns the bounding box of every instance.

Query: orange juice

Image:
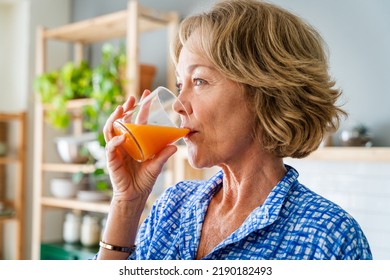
[113,122,189,161]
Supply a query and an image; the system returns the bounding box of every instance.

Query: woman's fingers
[140,89,152,102]
[105,134,128,169]
[106,134,126,154]
[103,105,123,143]
[147,145,178,176]
[136,90,152,125]
[103,95,137,143]
[123,95,137,112]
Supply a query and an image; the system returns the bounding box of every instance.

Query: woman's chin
[186,147,216,170]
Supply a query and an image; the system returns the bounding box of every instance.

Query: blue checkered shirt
[128,165,372,259]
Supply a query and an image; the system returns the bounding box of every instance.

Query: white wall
[0,1,29,111]
[0,0,30,260]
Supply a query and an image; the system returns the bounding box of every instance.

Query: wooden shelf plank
[42,98,94,111]
[305,147,390,162]
[0,112,25,120]
[0,211,16,221]
[0,156,19,164]
[43,8,170,44]
[0,216,16,222]
[42,163,95,173]
[44,11,128,43]
[177,145,390,163]
[41,197,110,213]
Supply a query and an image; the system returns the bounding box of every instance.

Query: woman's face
[175,38,257,169]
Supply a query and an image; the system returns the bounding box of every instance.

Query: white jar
[80,214,100,247]
[63,212,81,243]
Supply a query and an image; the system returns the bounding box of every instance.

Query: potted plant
[34,60,93,129]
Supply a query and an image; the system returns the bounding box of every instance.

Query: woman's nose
[172,94,191,117]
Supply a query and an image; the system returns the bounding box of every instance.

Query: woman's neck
[218,148,286,210]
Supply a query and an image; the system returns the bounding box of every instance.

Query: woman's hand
[102,90,177,204]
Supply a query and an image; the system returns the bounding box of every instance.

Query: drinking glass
[113,86,189,162]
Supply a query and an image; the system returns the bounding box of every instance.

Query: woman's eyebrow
[176,64,216,78]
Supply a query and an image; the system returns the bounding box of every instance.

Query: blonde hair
[172,0,347,158]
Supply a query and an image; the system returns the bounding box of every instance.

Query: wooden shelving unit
[0,112,26,260]
[32,1,178,260]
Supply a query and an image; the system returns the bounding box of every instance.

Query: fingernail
[116,134,125,142]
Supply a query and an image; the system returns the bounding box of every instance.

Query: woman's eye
[194,78,206,86]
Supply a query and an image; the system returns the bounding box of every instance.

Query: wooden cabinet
[0,112,26,260]
[32,1,178,259]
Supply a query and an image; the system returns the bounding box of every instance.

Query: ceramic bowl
[84,140,106,168]
[50,178,79,199]
[76,190,110,202]
[54,132,96,163]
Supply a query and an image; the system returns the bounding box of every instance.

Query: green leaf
[94,168,105,176]
[96,180,109,191]
[61,61,74,82]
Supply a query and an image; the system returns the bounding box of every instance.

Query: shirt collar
[211,165,299,252]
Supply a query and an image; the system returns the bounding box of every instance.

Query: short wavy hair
[172,0,347,158]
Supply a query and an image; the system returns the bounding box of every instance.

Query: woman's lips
[183,128,197,140]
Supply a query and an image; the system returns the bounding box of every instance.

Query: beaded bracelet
[99,240,136,254]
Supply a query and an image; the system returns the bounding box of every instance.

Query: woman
[96,0,372,259]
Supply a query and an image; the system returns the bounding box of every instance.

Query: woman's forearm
[96,196,147,260]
